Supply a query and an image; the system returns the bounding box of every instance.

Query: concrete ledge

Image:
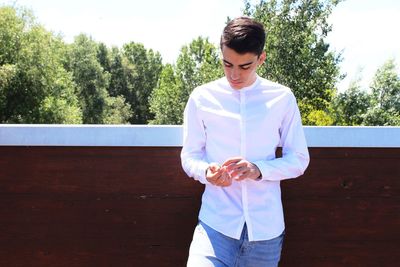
[0,125,399,147]
[303,126,400,148]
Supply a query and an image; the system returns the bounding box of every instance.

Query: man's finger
[225,162,248,174]
[221,157,243,167]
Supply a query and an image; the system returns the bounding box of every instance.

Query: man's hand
[206,163,232,187]
[221,157,261,181]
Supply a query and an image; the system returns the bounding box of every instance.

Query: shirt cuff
[197,161,211,185]
[253,160,270,181]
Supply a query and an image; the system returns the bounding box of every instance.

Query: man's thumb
[209,162,220,172]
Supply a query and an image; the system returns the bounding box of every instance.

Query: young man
[181,17,309,267]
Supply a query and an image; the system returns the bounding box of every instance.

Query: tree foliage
[149,37,223,124]
[68,34,110,123]
[121,43,163,124]
[0,6,82,123]
[68,34,134,124]
[1,3,399,126]
[363,59,400,125]
[244,0,342,125]
[175,37,223,100]
[332,76,371,125]
[332,59,400,126]
[149,64,184,124]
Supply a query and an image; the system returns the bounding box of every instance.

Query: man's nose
[231,68,240,80]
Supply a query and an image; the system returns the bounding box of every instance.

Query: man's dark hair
[220,17,266,56]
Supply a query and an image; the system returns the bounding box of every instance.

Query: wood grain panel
[0,146,398,267]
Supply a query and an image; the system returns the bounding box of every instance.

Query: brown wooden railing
[0,126,399,267]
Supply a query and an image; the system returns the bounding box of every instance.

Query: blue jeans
[187,221,284,267]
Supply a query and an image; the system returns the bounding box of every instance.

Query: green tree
[370,59,400,113]
[0,6,82,123]
[68,34,132,124]
[102,95,132,124]
[0,64,16,114]
[108,47,132,100]
[149,37,223,124]
[332,75,371,125]
[305,108,334,126]
[68,34,110,123]
[122,42,163,124]
[149,64,184,124]
[244,0,342,125]
[363,59,400,125]
[97,42,111,73]
[176,36,223,102]
[38,71,82,124]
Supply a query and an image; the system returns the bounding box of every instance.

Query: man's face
[221,45,266,90]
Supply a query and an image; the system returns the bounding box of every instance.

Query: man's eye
[241,66,250,70]
[224,64,233,68]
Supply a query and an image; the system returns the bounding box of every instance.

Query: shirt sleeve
[254,93,310,181]
[180,93,210,185]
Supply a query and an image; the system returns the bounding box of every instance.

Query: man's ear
[258,51,266,66]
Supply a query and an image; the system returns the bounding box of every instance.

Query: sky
[1,0,400,92]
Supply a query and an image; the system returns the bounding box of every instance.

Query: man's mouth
[230,80,241,86]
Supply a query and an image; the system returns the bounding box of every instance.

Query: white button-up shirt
[181,75,309,241]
